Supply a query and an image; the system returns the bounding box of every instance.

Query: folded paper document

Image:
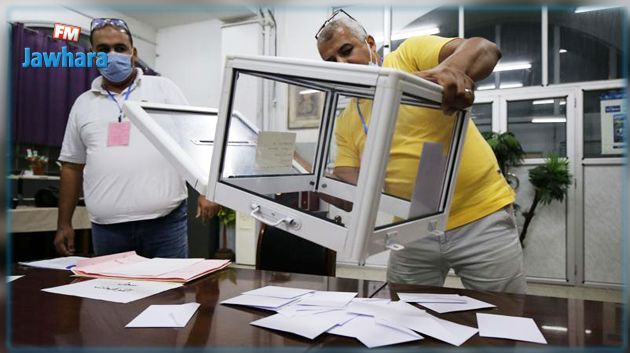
[71,251,230,283]
[43,278,182,303]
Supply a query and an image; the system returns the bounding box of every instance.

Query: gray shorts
[387,205,527,294]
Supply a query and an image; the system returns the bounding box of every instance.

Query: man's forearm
[441,37,501,82]
[57,164,84,228]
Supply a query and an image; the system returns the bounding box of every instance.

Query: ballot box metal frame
[208,55,470,264]
[126,55,469,265]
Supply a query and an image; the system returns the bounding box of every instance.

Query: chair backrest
[256,224,336,277]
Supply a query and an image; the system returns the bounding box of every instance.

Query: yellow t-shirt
[334,35,515,230]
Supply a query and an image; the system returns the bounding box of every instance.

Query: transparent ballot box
[125,55,469,265]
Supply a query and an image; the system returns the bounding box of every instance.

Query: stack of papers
[19,256,87,270]
[71,251,230,283]
[398,293,496,313]
[221,285,479,348]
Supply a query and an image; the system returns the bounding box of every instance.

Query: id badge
[107,121,130,146]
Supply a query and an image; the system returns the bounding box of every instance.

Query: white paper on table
[7,275,24,282]
[426,314,479,346]
[251,310,356,339]
[296,291,357,308]
[398,293,467,303]
[276,302,337,317]
[126,303,201,328]
[42,278,182,304]
[101,258,205,277]
[347,301,476,346]
[477,313,547,344]
[347,300,425,318]
[19,256,87,270]
[419,296,495,313]
[242,285,314,299]
[220,294,297,309]
[351,298,391,305]
[329,315,423,348]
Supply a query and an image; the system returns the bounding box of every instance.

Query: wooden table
[9,266,385,349]
[8,267,624,350]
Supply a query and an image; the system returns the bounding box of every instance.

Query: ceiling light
[532,99,566,105]
[493,61,532,72]
[532,117,567,123]
[477,82,523,90]
[373,26,440,43]
[299,89,319,95]
[391,26,440,41]
[559,49,568,54]
[542,325,568,332]
[500,82,524,89]
[575,6,621,13]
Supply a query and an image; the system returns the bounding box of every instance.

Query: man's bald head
[316,18,377,65]
[316,17,368,47]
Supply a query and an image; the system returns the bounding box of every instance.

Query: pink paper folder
[71,251,231,283]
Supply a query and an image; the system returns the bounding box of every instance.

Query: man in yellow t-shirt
[316,15,526,294]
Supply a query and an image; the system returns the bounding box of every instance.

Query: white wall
[272,8,328,143]
[221,21,263,126]
[154,19,262,112]
[6,4,157,66]
[155,19,223,108]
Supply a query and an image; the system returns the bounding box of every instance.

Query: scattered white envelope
[242,285,314,299]
[297,291,357,308]
[329,315,423,348]
[251,310,356,339]
[220,294,297,309]
[424,314,479,346]
[42,278,182,303]
[347,301,477,346]
[126,303,200,328]
[419,296,495,313]
[7,275,23,283]
[276,302,336,317]
[351,298,391,305]
[347,300,426,318]
[398,293,467,303]
[477,313,547,344]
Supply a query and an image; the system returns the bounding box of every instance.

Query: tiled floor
[335,265,624,303]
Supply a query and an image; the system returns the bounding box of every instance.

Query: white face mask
[366,40,377,66]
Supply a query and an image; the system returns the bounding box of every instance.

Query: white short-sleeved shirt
[59,68,188,224]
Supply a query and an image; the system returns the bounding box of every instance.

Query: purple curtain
[11,23,99,146]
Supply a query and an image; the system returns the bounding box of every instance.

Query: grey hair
[317,17,368,46]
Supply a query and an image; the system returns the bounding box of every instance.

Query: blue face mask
[99,52,133,83]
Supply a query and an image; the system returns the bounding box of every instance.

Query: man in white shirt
[54,18,219,258]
